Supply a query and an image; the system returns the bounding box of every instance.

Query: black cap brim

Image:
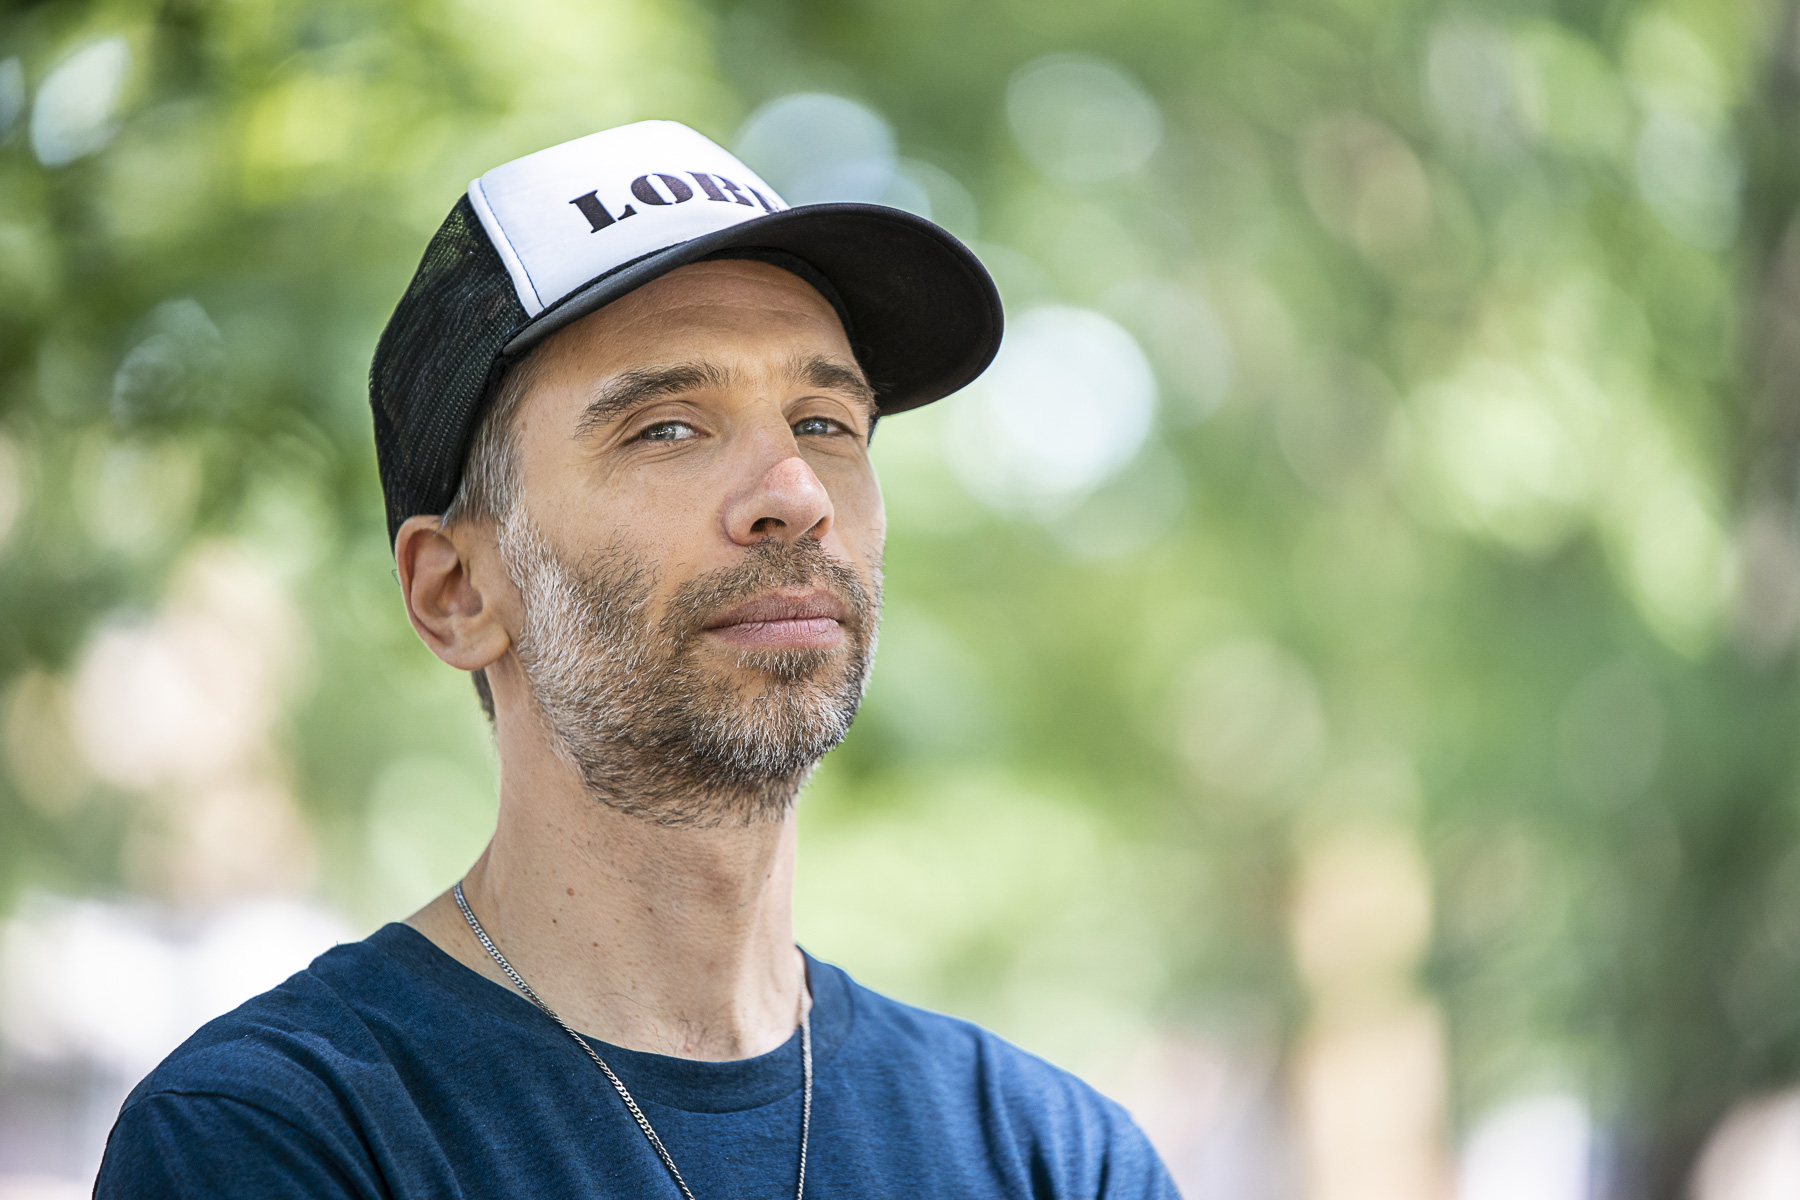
[499,202,1003,415]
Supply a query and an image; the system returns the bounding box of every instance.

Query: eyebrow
[792,354,877,419]
[576,355,878,436]
[577,361,732,436]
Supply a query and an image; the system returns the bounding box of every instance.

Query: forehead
[528,259,856,381]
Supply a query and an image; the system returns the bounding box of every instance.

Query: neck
[409,691,807,1062]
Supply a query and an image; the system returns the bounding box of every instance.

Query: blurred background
[2,0,1799,1196]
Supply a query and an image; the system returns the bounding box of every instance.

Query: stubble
[498,510,880,827]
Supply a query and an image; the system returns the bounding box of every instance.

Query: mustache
[657,537,877,647]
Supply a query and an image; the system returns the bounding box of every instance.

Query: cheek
[560,442,723,539]
[598,486,721,576]
[825,464,885,558]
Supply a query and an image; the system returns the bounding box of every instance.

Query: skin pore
[393,260,885,1061]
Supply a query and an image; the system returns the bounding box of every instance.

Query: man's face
[486,259,885,825]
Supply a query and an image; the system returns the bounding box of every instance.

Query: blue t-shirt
[95,924,1177,1198]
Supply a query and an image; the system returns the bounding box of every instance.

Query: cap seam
[467,176,546,314]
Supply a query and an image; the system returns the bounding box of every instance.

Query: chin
[724,645,846,687]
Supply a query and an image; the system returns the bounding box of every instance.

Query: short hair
[440,351,546,720]
[441,352,545,529]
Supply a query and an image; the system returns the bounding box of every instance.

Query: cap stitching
[467,176,547,314]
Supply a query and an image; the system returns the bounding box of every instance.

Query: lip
[703,588,848,650]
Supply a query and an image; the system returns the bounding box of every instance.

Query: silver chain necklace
[452,881,813,1200]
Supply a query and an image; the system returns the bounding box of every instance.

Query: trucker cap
[369,119,1004,542]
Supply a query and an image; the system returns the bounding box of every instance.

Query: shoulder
[120,927,419,1126]
[836,969,1110,1110]
[99,929,435,1200]
[97,1088,375,1200]
[821,963,1177,1195]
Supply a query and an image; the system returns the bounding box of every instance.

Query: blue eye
[639,421,695,441]
[794,417,838,436]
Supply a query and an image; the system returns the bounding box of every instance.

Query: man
[95,120,1177,1198]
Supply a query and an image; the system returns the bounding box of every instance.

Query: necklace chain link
[453,881,812,1200]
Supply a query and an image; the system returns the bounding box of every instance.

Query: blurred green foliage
[3,0,1799,1194]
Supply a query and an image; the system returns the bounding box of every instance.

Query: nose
[724,452,835,546]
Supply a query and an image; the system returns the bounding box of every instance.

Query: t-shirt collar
[365,922,854,1114]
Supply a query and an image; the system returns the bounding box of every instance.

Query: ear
[394,514,511,672]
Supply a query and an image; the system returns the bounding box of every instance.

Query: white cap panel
[468,120,790,318]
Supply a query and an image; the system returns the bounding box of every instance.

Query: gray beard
[497,509,880,827]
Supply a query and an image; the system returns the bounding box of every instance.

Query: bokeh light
[736,92,897,204]
[945,304,1156,516]
[1006,55,1162,183]
[29,38,129,168]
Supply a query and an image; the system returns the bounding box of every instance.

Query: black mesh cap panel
[369,196,527,543]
